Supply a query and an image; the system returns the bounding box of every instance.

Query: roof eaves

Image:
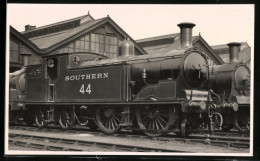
[10,26,43,54]
[195,35,225,65]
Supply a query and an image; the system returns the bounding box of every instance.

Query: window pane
[69,48,74,53]
[91,42,95,51]
[113,46,117,54]
[95,43,99,52]
[100,43,104,53]
[80,36,84,41]
[110,45,113,53]
[69,43,74,48]
[75,41,80,49]
[80,41,84,49]
[105,36,110,44]
[85,34,89,41]
[96,34,99,43]
[100,35,104,43]
[113,37,118,45]
[64,47,68,53]
[111,53,114,58]
[85,42,89,51]
[110,37,114,45]
[105,44,109,53]
[113,54,117,58]
[91,34,96,42]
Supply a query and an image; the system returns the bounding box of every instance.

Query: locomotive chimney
[227,42,241,63]
[118,38,135,58]
[177,22,196,49]
[21,53,32,66]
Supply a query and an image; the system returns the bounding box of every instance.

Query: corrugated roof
[142,36,199,55]
[211,42,249,50]
[142,44,170,55]
[29,17,106,49]
[136,33,179,43]
[21,14,91,34]
[211,44,228,50]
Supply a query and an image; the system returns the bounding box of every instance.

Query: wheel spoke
[148,120,151,130]
[109,118,112,130]
[152,120,155,130]
[157,113,169,118]
[67,119,71,125]
[112,114,120,122]
[111,116,119,127]
[155,118,164,129]
[154,119,160,130]
[111,117,117,129]
[157,115,167,125]
[159,118,166,129]
[136,106,173,137]
[105,118,109,128]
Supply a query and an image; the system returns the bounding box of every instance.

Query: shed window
[56,32,119,58]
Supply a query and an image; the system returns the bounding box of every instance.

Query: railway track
[8,125,250,152]
[9,133,180,152]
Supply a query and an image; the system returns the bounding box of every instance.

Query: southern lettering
[65,73,108,81]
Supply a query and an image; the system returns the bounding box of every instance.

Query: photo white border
[5,4,255,156]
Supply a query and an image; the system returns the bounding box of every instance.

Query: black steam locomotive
[209,43,250,132]
[9,22,250,137]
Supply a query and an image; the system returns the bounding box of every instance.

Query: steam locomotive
[9,22,250,137]
[209,43,250,132]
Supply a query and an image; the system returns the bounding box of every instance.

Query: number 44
[79,84,91,94]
